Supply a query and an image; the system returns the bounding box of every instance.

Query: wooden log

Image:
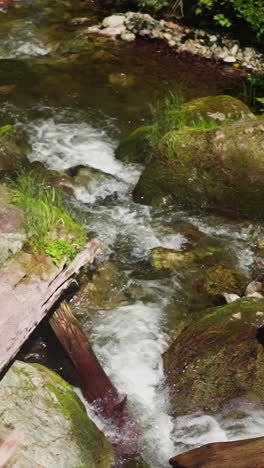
[169,436,264,468]
[0,239,100,373]
[50,301,139,455]
[0,429,24,467]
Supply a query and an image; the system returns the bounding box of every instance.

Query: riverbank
[82,12,264,72]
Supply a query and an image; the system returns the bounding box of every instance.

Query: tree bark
[169,436,264,468]
[50,301,139,456]
[0,239,100,373]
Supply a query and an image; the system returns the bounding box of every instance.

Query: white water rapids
[28,116,264,466]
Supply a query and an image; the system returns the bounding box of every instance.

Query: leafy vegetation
[135,0,264,43]
[195,0,264,38]
[10,172,86,266]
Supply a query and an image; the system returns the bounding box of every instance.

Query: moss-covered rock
[116,96,253,165]
[0,361,114,467]
[115,124,154,164]
[0,127,29,171]
[163,297,264,416]
[134,118,264,219]
[184,95,254,125]
[70,262,128,319]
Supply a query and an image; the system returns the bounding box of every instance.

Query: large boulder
[163,297,264,416]
[115,96,254,164]
[0,361,114,467]
[133,118,264,219]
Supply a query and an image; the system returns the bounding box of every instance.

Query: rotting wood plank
[169,436,264,468]
[0,239,101,373]
[50,301,139,456]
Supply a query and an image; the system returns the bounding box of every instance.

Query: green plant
[0,124,13,137]
[195,0,264,38]
[43,239,79,267]
[148,91,186,147]
[10,172,86,266]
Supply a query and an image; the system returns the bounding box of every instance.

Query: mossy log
[50,301,139,456]
[169,437,264,468]
[0,239,100,372]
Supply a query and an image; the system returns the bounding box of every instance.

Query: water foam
[90,302,175,466]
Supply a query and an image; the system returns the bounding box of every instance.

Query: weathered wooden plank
[0,239,101,372]
[169,436,264,468]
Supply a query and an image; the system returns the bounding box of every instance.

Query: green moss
[115,124,154,164]
[164,297,264,415]
[32,364,114,467]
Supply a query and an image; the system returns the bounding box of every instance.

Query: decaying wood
[169,436,264,468]
[0,429,24,467]
[50,301,119,414]
[50,301,139,455]
[0,239,100,373]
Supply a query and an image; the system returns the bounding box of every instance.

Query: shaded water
[1,1,264,467]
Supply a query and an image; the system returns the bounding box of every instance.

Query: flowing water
[1,1,264,466]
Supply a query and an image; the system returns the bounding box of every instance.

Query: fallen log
[50,301,139,455]
[0,239,100,373]
[169,436,264,468]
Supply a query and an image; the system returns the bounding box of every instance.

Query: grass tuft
[10,172,86,266]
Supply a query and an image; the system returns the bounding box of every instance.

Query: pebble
[120,30,136,42]
[223,55,237,63]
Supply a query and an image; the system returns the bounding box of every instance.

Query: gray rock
[209,35,217,42]
[0,361,114,467]
[230,44,239,56]
[223,55,237,63]
[102,14,126,28]
[223,292,240,303]
[121,30,136,41]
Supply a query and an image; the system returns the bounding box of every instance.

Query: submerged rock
[163,297,264,415]
[150,247,190,270]
[0,127,29,172]
[0,361,114,467]
[70,262,127,318]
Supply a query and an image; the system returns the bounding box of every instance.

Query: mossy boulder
[0,361,114,467]
[115,125,154,164]
[163,297,264,416]
[134,118,264,219]
[0,127,29,171]
[183,95,254,125]
[116,96,253,165]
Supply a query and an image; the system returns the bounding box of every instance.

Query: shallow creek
[1,1,264,466]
